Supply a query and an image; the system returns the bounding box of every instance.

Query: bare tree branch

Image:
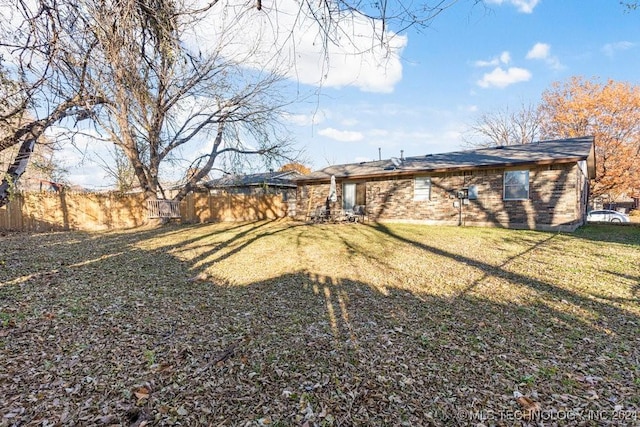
[462,103,542,148]
[1,0,478,209]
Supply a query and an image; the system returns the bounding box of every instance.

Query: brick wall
[296,182,335,218]
[297,163,587,231]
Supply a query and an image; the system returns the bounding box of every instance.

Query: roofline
[296,156,589,184]
[205,182,298,189]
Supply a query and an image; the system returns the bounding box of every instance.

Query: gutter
[296,157,589,185]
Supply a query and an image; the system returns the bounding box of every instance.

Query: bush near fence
[0,191,293,232]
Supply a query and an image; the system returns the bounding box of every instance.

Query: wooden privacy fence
[0,191,293,232]
[181,191,291,223]
[0,192,147,232]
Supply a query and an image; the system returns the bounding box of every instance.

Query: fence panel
[0,196,23,231]
[0,192,145,232]
[0,191,289,232]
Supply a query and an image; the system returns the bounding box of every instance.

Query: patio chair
[353,205,366,222]
[309,206,328,223]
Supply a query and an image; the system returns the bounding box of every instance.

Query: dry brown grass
[1,220,639,425]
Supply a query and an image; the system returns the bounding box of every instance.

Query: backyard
[1,220,639,426]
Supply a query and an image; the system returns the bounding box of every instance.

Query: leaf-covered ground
[1,221,639,426]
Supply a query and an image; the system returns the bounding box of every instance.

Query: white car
[586,209,630,223]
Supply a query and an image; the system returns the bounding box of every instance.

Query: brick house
[295,137,596,231]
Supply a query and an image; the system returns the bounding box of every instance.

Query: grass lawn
[1,220,639,426]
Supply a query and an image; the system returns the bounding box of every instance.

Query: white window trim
[503,170,530,200]
[414,176,431,201]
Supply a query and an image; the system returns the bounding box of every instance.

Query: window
[343,183,356,210]
[414,177,431,201]
[504,170,529,200]
[468,185,478,200]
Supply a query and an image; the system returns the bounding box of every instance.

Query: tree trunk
[0,137,36,207]
[171,126,224,203]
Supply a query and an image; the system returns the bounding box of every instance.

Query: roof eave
[296,157,589,184]
[205,181,297,189]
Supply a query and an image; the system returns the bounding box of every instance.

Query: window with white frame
[414,176,431,201]
[503,170,529,200]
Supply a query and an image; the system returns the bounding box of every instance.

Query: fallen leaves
[514,391,542,420]
[133,386,150,401]
[0,223,639,425]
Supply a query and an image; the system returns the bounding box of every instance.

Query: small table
[327,209,359,223]
[309,208,359,223]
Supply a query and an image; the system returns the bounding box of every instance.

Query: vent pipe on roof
[400,150,404,161]
[378,147,381,161]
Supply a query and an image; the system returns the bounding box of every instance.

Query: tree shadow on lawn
[160,272,639,426]
[571,224,640,246]
[0,221,272,288]
[1,225,639,425]
[178,220,307,270]
[369,222,640,330]
[600,269,640,304]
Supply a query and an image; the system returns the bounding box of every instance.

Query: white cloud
[318,127,364,142]
[500,51,511,64]
[474,58,499,67]
[477,67,532,88]
[462,105,479,113]
[282,112,326,126]
[526,43,549,60]
[485,0,540,13]
[474,51,510,67]
[526,42,563,70]
[602,41,635,57]
[193,0,406,93]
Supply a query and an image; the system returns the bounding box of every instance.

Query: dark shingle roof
[204,171,302,189]
[298,137,595,182]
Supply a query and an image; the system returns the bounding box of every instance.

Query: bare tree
[79,0,296,203]
[0,0,106,205]
[462,103,542,148]
[96,145,138,193]
[290,0,465,48]
[0,0,474,208]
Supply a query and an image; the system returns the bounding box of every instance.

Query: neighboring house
[203,170,301,200]
[592,193,639,213]
[295,137,596,231]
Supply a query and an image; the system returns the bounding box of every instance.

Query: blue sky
[52,0,640,187]
[285,0,640,170]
